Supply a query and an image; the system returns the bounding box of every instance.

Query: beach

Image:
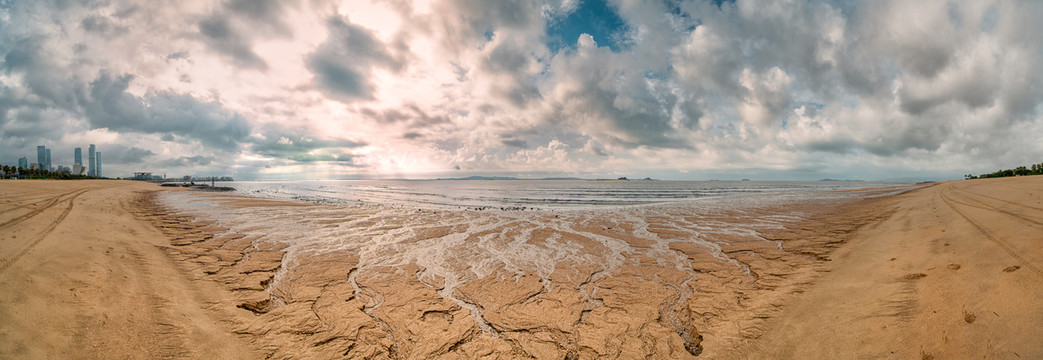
[1,178,1041,358]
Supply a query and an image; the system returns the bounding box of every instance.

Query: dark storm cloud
[196,0,295,70]
[109,146,156,164]
[198,15,268,70]
[2,36,81,109]
[83,71,251,150]
[0,106,67,140]
[359,104,450,127]
[159,155,215,167]
[306,16,401,101]
[251,134,366,163]
[500,138,529,149]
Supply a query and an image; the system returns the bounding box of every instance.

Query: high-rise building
[18,157,28,169]
[95,152,102,178]
[88,144,96,177]
[46,148,51,171]
[37,145,46,170]
[74,148,82,167]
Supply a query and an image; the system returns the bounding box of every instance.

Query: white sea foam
[159,180,920,332]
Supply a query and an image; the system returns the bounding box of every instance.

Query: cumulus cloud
[2,0,1042,180]
[108,145,157,164]
[83,71,252,151]
[251,134,366,164]
[196,0,295,70]
[159,155,214,168]
[306,16,402,101]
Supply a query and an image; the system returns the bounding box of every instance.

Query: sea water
[212,179,909,210]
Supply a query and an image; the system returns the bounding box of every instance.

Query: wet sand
[1,178,1041,358]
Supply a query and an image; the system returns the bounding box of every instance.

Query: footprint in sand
[947,264,960,270]
[1003,265,1020,273]
[963,311,976,324]
[903,273,927,280]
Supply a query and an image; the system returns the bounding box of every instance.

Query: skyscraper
[37,145,46,170]
[46,148,51,171]
[18,157,28,169]
[95,152,102,178]
[74,148,82,166]
[88,144,96,177]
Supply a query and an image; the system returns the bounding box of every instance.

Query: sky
[1,0,1041,181]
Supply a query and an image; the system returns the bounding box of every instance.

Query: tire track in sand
[939,184,1043,279]
[0,189,89,274]
[0,191,80,217]
[949,187,1043,221]
[0,189,86,229]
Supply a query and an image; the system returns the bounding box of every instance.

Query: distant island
[434,176,586,181]
[430,176,670,181]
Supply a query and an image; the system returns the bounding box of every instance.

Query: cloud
[195,0,294,70]
[3,0,1043,180]
[198,15,268,70]
[251,134,366,163]
[542,34,695,149]
[306,16,401,101]
[159,155,214,167]
[109,146,156,164]
[81,14,129,37]
[500,137,529,149]
[83,71,251,151]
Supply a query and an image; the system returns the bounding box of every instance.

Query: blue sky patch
[546,0,628,53]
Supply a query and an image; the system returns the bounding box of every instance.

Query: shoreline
[142,181,901,358]
[2,178,1040,358]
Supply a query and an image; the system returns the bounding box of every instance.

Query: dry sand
[0,180,260,359]
[0,177,1040,359]
[739,176,1043,359]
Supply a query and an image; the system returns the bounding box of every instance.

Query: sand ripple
[145,189,899,358]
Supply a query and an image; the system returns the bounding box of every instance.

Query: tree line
[965,162,1043,179]
[0,164,98,180]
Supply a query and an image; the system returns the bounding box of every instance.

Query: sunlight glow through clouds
[0,0,1041,181]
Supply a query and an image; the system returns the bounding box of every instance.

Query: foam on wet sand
[2,178,1041,358]
[146,183,905,358]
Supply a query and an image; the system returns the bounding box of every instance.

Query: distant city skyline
[8,144,100,176]
[88,144,96,177]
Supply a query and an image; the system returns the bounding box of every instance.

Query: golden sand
[1,178,1040,358]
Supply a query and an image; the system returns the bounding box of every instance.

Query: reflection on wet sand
[143,188,901,358]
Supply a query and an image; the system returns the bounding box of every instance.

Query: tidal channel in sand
[1,178,1041,359]
[147,180,905,358]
